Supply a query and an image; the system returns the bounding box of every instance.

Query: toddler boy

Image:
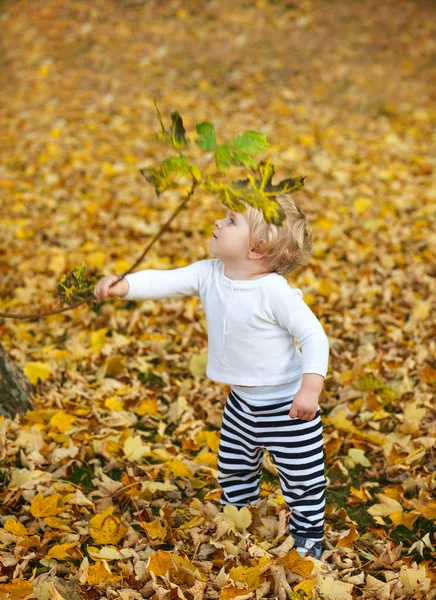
[94,192,329,559]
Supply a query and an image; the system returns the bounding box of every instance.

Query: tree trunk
[0,342,33,418]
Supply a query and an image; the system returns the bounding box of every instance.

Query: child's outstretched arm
[94,260,212,302]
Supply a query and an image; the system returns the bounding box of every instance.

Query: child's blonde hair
[244,190,313,276]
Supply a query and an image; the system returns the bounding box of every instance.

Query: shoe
[292,534,323,560]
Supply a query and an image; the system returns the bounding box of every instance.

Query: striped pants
[218,389,327,541]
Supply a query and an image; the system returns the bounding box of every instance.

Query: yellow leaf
[24,361,53,384]
[87,562,121,586]
[367,494,403,517]
[105,396,125,411]
[87,546,123,561]
[142,481,178,494]
[223,505,252,530]
[319,278,339,299]
[134,398,161,416]
[229,566,262,591]
[347,448,371,468]
[179,516,204,530]
[294,578,317,596]
[193,451,217,466]
[412,300,431,321]
[0,579,33,599]
[275,549,313,577]
[123,436,150,461]
[4,519,30,536]
[326,409,356,433]
[195,430,220,452]
[299,134,314,147]
[39,64,50,77]
[89,506,127,545]
[401,401,427,434]
[44,517,73,532]
[90,328,108,351]
[147,550,174,577]
[46,542,80,560]
[390,511,419,530]
[104,355,126,378]
[49,410,76,433]
[166,458,193,479]
[15,227,35,240]
[314,217,334,231]
[353,196,372,213]
[143,520,167,540]
[420,500,436,520]
[189,352,208,377]
[30,492,62,518]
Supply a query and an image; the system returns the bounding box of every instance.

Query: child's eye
[229,217,236,224]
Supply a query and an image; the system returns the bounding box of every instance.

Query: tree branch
[109,173,198,287]
[0,301,86,321]
[0,174,199,319]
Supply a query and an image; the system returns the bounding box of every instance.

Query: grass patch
[66,464,97,490]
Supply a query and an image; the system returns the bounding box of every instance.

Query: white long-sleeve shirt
[124,259,329,387]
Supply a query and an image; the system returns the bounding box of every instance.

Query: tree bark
[0,342,33,418]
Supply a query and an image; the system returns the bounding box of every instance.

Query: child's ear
[249,239,268,259]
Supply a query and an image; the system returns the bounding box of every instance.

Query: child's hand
[94,275,129,300]
[289,388,319,421]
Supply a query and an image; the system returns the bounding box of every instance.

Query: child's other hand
[289,388,319,421]
[94,275,129,300]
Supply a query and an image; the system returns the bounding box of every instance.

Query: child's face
[209,209,252,263]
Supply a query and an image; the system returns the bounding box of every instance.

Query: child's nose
[214,219,221,228]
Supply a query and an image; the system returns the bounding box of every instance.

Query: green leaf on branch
[141,156,201,195]
[195,123,268,172]
[216,131,268,172]
[154,103,188,152]
[195,122,217,151]
[56,263,103,306]
[204,158,306,225]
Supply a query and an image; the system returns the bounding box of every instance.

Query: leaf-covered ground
[0,1,435,598]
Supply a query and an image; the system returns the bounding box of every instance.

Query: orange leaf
[337,525,359,548]
[0,579,33,599]
[219,586,252,600]
[275,549,313,577]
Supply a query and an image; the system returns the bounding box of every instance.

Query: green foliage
[196,122,268,171]
[195,122,217,151]
[0,468,11,492]
[56,263,104,306]
[147,106,307,226]
[154,101,188,152]
[141,156,201,195]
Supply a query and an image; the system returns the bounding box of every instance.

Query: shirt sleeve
[123,259,212,301]
[270,284,329,377]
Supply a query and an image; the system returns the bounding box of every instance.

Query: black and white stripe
[218,389,327,541]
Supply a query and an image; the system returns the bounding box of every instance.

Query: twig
[109,173,198,287]
[0,301,85,321]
